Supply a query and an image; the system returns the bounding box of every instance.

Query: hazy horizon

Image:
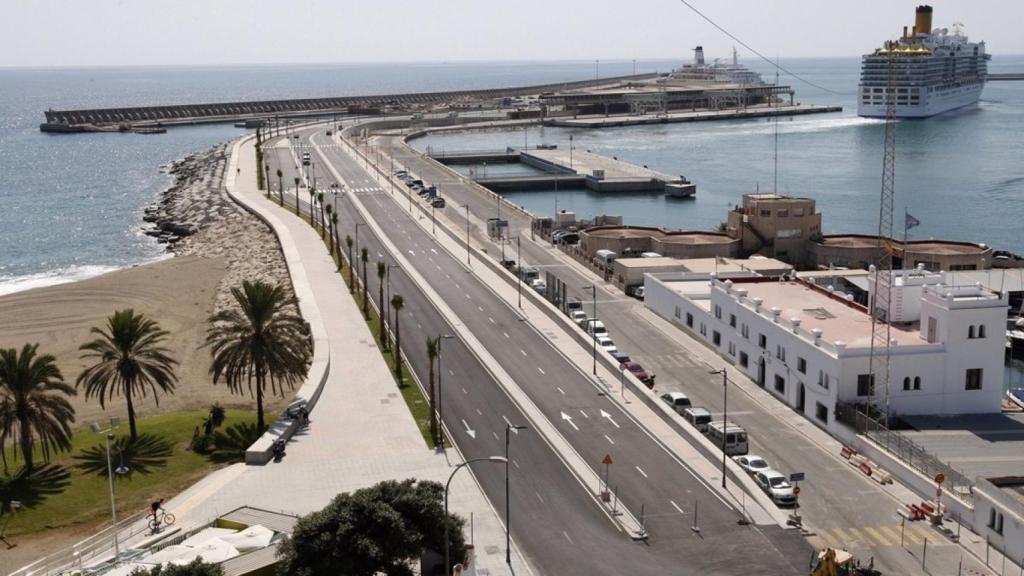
[4,0,1023,68]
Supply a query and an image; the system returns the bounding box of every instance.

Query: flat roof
[678,259,746,274]
[585,226,664,239]
[736,281,922,348]
[817,235,988,255]
[615,257,687,269]
[657,232,735,245]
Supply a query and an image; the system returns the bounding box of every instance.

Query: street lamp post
[90,418,129,563]
[445,457,507,575]
[710,368,729,489]
[437,334,456,451]
[504,424,527,565]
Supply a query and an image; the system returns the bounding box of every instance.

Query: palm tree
[331,213,341,268]
[307,187,316,224]
[77,309,178,441]
[376,262,387,346]
[426,337,439,446]
[205,281,311,432]
[316,192,326,238]
[390,294,404,380]
[0,344,76,471]
[360,248,369,318]
[292,177,301,215]
[345,235,354,293]
[276,169,284,206]
[325,204,335,254]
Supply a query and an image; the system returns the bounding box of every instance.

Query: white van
[707,421,748,456]
[593,249,617,270]
[682,407,713,433]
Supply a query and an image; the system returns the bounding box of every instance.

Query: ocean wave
[0,264,126,296]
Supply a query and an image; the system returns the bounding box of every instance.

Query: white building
[644,269,1007,433]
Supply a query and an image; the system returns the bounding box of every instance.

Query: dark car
[611,351,631,365]
[624,361,654,387]
[431,197,446,208]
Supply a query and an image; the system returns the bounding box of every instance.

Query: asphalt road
[266,129,811,575]
[372,131,961,575]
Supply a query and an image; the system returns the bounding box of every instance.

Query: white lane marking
[537,367,545,375]
[446,274,451,279]
[520,349,527,357]
[670,500,684,515]
[417,323,422,329]
[489,317,495,324]
[503,332,510,339]
[493,431,499,440]
[563,531,574,545]
[560,411,579,431]
[461,386,467,394]
[450,369,455,376]
[455,283,460,289]
[635,466,649,479]
[536,492,546,504]
[430,248,438,254]
[604,434,615,445]
[465,293,471,300]
[436,265,441,270]
[513,460,520,469]
[557,387,565,395]
[407,249,415,256]
[477,306,483,312]
[476,408,483,416]
[579,410,589,419]
[461,419,476,438]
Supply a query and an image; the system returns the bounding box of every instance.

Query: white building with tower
[644,266,1007,433]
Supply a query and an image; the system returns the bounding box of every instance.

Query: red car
[624,361,655,388]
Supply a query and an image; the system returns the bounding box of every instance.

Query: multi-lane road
[265,128,810,575]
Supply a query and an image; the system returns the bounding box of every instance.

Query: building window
[965,368,983,391]
[713,331,721,347]
[797,357,806,374]
[760,209,771,217]
[686,312,693,328]
[714,305,722,319]
[988,509,1004,535]
[739,351,749,368]
[903,377,911,391]
[794,207,805,216]
[700,323,707,336]
[816,402,828,424]
[979,325,987,338]
[729,314,736,328]
[777,209,789,217]
[674,305,681,319]
[776,344,786,362]
[741,324,749,339]
[728,342,736,357]
[758,334,767,349]
[857,374,875,397]
[914,376,921,390]
[774,374,785,394]
[968,325,975,339]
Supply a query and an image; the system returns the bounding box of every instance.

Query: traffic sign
[602,454,614,465]
[789,472,805,482]
[793,485,801,495]
[934,473,945,485]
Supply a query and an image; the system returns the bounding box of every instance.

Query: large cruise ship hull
[858,82,985,118]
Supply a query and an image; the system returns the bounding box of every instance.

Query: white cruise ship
[671,46,764,86]
[859,5,989,118]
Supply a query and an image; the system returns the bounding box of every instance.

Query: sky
[3,0,1023,67]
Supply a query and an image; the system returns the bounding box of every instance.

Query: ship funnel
[915,5,933,36]
[903,25,908,39]
[693,46,705,66]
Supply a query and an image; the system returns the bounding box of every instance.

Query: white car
[586,319,607,336]
[733,454,770,475]
[596,335,617,354]
[754,469,797,507]
[530,278,547,292]
[659,392,691,414]
[570,310,588,326]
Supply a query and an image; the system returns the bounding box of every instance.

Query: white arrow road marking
[461,419,476,438]
[635,466,648,479]
[560,411,579,431]
[599,409,621,429]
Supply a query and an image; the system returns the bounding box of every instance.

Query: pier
[546,102,841,128]
[989,73,1024,81]
[430,147,696,197]
[39,74,656,133]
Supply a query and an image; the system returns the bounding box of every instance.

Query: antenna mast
[867,43,897,425]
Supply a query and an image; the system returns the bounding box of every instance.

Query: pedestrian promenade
[139,134,532,576]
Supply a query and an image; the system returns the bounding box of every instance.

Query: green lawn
[3,410,257,536]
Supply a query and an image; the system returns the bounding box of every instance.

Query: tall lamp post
[445,457,507,575]
[710,368,729,489]
[437,334,456,451]
[504,424,527,565]
[584,285,597,374]
[90,418,129,563]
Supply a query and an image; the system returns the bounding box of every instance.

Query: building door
[797,383,806,412]
[757,357,766,387]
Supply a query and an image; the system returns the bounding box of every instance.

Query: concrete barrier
[223,133,333,465]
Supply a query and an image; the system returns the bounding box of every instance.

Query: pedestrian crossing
[807,522,938,550]
[352,187,384,194]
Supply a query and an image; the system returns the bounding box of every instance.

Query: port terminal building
[644,268,1008,429]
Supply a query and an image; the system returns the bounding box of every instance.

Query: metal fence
[855,409,975,502]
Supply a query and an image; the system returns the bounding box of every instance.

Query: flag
[905,212,921,231]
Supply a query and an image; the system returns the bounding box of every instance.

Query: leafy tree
[426,338,439,447]
[130,558,224,576]
[390,294,405,380]
[345,235,354,293]
[276,479,466,576]
[316,192,326,239]
[77,310,178,441]
[0,344,76,471]
[205,281,311,432]
[276,169,284,206]
[324,205,335,255]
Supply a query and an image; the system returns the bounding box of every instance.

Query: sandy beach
[0,141,294,426]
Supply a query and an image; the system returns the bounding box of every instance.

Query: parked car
[754,469,797,506]
[565,299,583,312]
[325,130,332,136]
[431,197,446,208]
[570,310,588,326]
[682,407,712,433]
[622,361,653,386]
[659,392,691,414]
[501,259,516,270]
[557,232,579,245]
[301,152,311,166]
[627,286,646,300]
[586,319,607,337]
[610,351,631,365]
[530,278,547,292]
[733,454,770,475]
[596,335,617,354]
[393,169,407,176]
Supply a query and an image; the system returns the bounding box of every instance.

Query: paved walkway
[141,135,532,576]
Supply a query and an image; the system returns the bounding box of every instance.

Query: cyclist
[149,498,165,522]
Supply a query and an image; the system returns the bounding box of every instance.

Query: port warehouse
[539,80,795,115]
[40,73,658,130]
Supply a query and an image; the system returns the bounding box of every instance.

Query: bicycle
[148,509,176,532]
